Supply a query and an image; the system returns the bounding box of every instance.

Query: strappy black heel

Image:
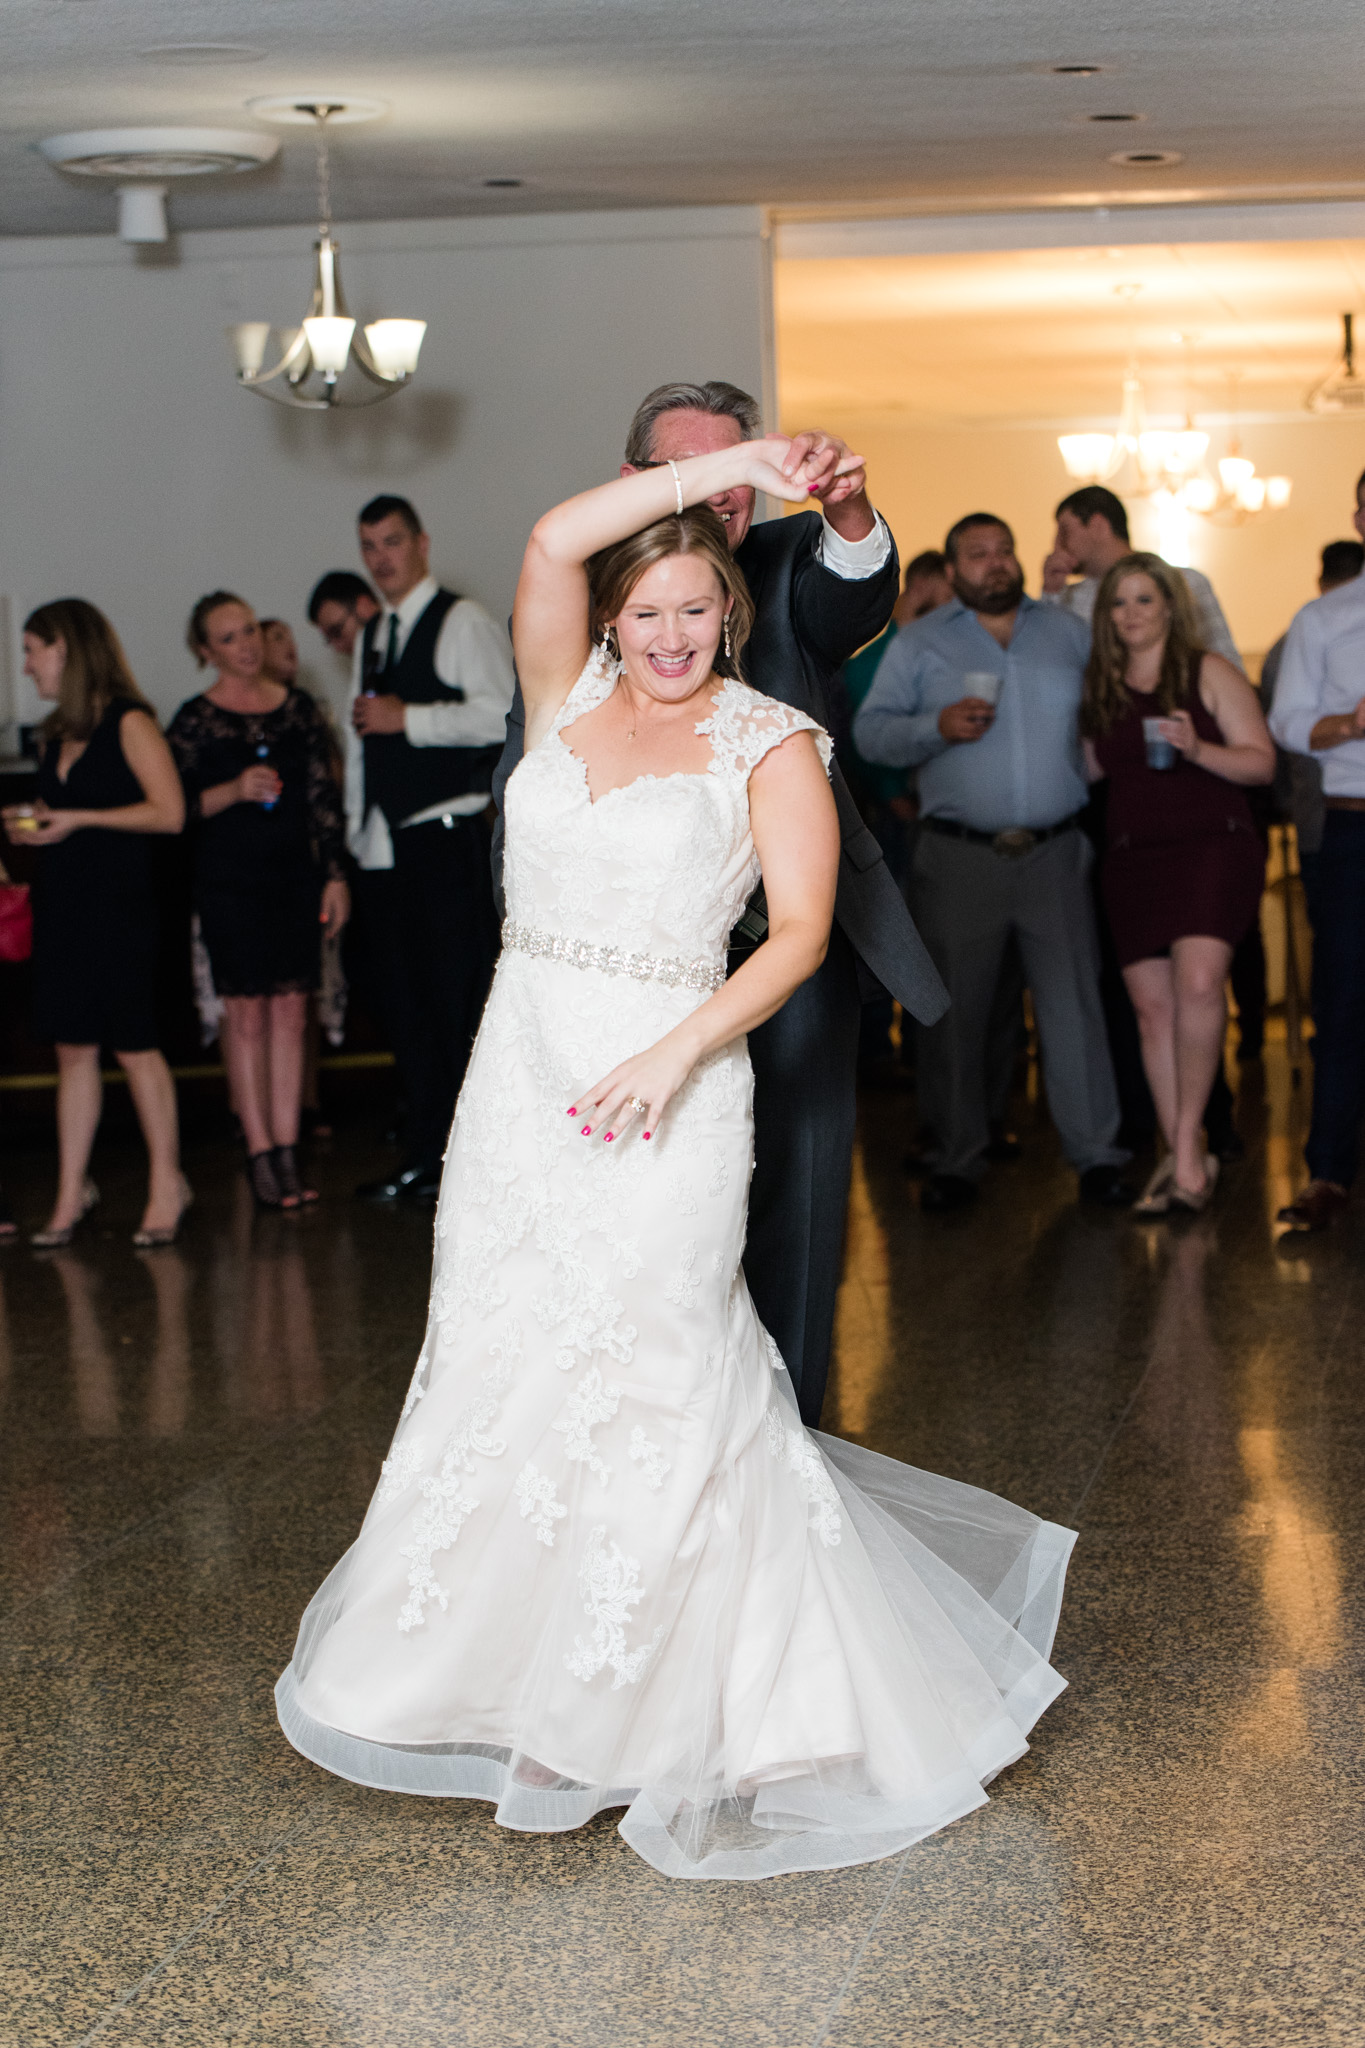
[271,1145,318,1208]
[246,1148,283,1209]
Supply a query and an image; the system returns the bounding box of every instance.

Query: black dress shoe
[921,1173,978,1214]
[1078,1166,1137,1208]
[356,1165,441,1204]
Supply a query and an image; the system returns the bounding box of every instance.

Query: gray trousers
[910,827,1126,1182]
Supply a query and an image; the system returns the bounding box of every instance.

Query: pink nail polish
[581,1125,591,1136]
[604,1132,614,1143]
[567,1107,577,1115]
[642,1131,652,1142]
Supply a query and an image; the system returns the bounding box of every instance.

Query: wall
[781,411,1365,671]
[0,206,771,730]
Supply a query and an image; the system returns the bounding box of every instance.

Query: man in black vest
[347,495,515,1203]
[491,385,947,1427]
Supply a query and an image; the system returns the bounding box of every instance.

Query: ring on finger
[628,1096,647,1116]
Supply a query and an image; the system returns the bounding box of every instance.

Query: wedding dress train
[277,648,1075,1881]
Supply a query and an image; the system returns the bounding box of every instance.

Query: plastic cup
[963,671,1002,708]
[9,806,38,833]
[1142,717,1176,771]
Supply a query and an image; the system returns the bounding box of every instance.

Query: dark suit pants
[359,816,498,1176]
[1304,810,1365,1188]
[742,924,861,1432]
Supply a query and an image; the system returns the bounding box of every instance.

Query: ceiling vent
[38,127,278,241]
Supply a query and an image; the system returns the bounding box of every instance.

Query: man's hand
[938,697,995,744]
[351,692,407,736]
[1041,546,1077,595]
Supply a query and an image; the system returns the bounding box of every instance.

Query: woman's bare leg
[267,991,309,1149]
[1123,958,1178,1151]
[116,1048,184,1234]
[46,1043,102,1233]
[1170,936,1234,1194]
[221,997,273,1154]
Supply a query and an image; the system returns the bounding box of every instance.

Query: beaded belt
[502,920,725,996]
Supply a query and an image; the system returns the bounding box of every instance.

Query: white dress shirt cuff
[817,511,892,580]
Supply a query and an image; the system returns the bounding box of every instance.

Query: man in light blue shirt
[855,512,1131,1210]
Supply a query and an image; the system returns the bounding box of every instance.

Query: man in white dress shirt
[1041,485,1242,666]
[1266,468,1365,1231]
[347,494,515,1203]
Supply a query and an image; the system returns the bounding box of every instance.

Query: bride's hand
[569,1027,701,1145]
[730,435,831,505]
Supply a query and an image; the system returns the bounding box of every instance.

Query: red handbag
[0,883,33,963]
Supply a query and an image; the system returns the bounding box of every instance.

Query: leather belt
[921,812,1084,859]
[1324,797,1365,813]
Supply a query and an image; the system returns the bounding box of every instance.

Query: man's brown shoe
[1276,1180,1349,1232]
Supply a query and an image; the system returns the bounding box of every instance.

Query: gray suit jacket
[491,510,948,1024]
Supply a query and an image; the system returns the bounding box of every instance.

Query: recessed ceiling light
[1108,148,1183,168]
[1085,111,1144,123]
[1052,64,1104,76]
[482,177,523,189]
[246,93,387,126]
[140,45,265,65]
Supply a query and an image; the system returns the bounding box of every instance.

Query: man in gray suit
[492,380,946,1428]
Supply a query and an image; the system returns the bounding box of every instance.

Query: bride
[277,437,1075,1881]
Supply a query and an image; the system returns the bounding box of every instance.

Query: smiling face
[22,631,66,701]
[611,553,732,703]
[200,602,264,682]
[1109,571,1171,654]
[631,409,753,553]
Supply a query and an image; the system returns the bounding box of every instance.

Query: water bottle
[256,740,278,811]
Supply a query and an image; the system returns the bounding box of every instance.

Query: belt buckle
[993,828,1036,859]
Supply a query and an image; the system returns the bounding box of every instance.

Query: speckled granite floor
[1,1042,1360,2046]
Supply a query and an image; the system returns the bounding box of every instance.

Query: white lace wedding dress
[276,648,1075,1881]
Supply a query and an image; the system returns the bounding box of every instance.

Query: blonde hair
[1081,551,1203,739]
[24,598,152,742]
[588,506,754,680]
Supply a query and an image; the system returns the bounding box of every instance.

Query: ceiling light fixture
[1177,379,1291,523]
[1085,112,1143,123]
[1306,312,1365,414]
[38,125,278,240]
[227,101,425,411]
[482,177,523,189]
[1108,148,1183,168]
[1049,64,1106,76]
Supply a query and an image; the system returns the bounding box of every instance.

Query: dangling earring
[600,626,619,667]
[723,617,733,666]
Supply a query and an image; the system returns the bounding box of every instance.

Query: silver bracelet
[667,458,684,515]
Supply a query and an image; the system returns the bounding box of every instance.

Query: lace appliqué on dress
[396,1327,522,1630]
[765,1406,843,1547]
[515,1462,569,1547]
[695,679,834,782]
[628,1426,671,1493]
[553,1365,621,1487]
[376,1438,427,1505]
[564,1525,664,1689]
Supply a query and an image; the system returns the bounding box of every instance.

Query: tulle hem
[276,1651,1064,1882]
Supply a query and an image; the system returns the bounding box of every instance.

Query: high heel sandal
[133,1176,195,1248]
[1132,1155,1176,1218]
[271,1145,318,1208]
[246,1149,284,1210]
[31,1179,100,1249]
[1169,1154,1220,1214]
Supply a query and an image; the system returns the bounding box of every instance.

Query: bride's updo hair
[589,506,755,680]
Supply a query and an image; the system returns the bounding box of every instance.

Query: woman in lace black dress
[168,593,349,1209]
[3,599,188,1246]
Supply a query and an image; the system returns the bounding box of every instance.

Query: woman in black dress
[168,593,349,1209]
[3,599,188,1246]
[1081,554,1274,1215]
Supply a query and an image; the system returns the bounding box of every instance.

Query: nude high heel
[30,1179,100,1249]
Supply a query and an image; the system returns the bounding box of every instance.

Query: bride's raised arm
[512,437,814,731]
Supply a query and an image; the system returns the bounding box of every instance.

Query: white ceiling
[6,0,1365,239]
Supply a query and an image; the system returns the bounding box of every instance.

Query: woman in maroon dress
[1082,553,1274,1214]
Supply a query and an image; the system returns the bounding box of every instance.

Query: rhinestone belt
[502,920,725,996]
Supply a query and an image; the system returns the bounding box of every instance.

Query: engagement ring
[628,1096,647,1115]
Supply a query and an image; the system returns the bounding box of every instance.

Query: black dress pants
[741,924,862,1432]
[360,816,499,1175]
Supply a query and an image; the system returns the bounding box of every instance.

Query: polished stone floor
[2,1040,1361,2046]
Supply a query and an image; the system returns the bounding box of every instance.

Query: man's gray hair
[623,381,762,467]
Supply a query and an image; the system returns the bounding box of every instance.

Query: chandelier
[1174,379,1290,524]
[1306,312,1365,415]
[227,103,426,411]
[1057,364,1211,498]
